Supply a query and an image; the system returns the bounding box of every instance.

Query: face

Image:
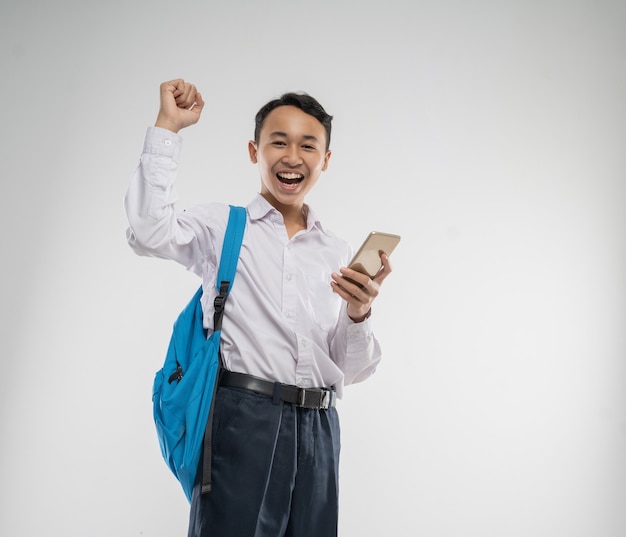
[248,105,331,212]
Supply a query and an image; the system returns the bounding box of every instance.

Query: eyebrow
[269,131,320,143]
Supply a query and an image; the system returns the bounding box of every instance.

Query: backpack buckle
[168,364,183,384]
[213,294,226,313]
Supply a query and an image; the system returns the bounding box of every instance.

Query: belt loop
[272,382,282,405]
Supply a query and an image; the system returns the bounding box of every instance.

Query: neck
[261,192,307,238]
[282,206,307,239]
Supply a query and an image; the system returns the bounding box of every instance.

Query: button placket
[282,241,297,322]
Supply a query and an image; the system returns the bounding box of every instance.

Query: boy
[124,79,393,537]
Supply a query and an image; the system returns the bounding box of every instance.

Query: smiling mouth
[277,172,304,185]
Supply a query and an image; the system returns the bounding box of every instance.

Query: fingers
[336,268,371,293]
[176,82,198,109]
[162,79,198,109]
[331,271,378,321]
[331,269,379,302]
[373,252,393,283]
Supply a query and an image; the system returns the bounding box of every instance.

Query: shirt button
[164,140,172,146]
[286,273,292,281]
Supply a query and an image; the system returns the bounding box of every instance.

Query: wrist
[348,308,371,323]
[155,116,181,133]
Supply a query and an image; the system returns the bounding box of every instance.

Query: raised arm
[124,79,209,272]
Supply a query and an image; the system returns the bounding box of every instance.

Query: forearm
[124,127,198,267]
[330,312,382,386]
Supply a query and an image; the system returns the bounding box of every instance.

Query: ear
[248,140,258,163]
[322,149,332,171]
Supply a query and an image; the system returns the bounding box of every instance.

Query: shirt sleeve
[329,308,382,387]
[123,126,216,276]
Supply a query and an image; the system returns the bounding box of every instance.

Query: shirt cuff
[345,314,374,342]
[142,126,183,162]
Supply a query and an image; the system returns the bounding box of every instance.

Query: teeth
[278,173,303,180]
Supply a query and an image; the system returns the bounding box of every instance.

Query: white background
[1,1,625,536]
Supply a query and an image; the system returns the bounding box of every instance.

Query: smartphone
[348,231,401,278]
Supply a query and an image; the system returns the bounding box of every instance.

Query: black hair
[254,92,333,151]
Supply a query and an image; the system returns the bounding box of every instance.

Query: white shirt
[124,127,381,397]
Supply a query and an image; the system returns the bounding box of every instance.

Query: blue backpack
[152,205,247,503]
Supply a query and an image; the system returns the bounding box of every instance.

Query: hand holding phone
[331,230,399,319]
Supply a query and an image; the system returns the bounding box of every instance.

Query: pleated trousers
[187,385,341,537]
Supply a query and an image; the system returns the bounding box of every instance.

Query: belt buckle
[298,387,331,409]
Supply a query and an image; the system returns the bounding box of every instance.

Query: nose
[282,144,302,166]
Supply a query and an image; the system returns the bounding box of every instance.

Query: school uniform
[125,126,382,537]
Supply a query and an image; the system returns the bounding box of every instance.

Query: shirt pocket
[302,272,341,334]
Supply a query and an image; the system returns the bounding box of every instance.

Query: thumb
[191,91,205,116]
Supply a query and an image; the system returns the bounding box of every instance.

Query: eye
[272,140,286,146]
[302,144,316,150]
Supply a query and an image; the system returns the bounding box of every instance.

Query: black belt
[219,370,336,410]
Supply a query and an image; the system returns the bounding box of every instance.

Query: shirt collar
[247,193,331,237]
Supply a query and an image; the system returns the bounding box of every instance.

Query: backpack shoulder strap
[216,205,247,291]
[213,205,246,332]
[201,205,246,495]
